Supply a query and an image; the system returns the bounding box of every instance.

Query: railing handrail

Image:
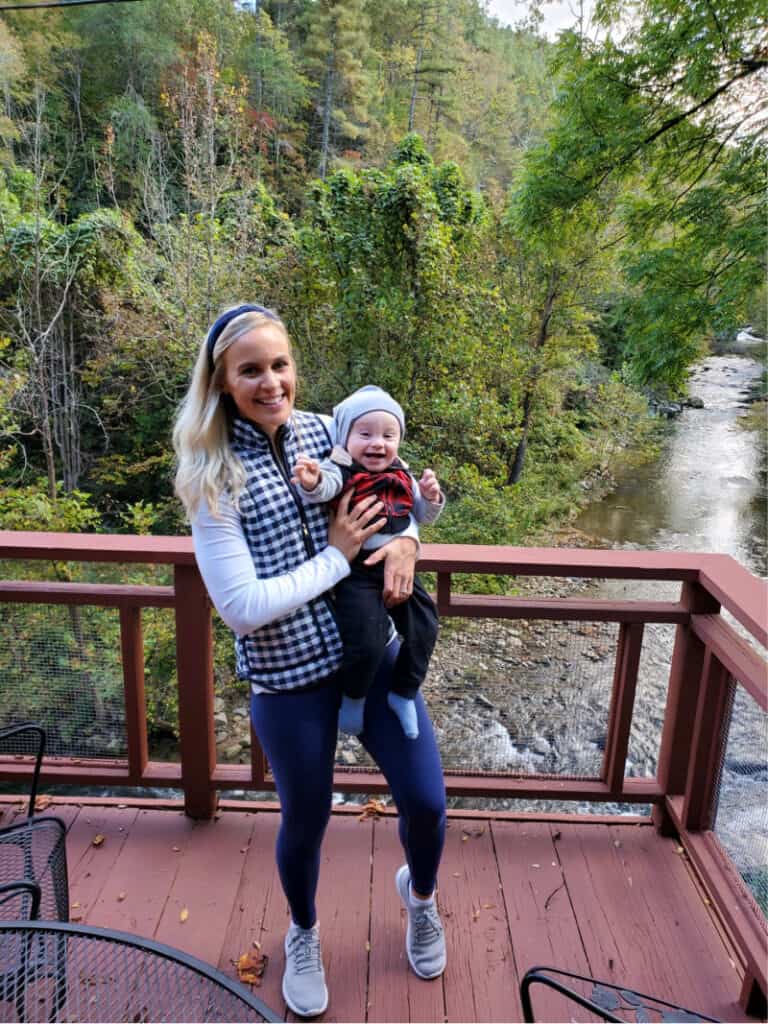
[1,529,762,646]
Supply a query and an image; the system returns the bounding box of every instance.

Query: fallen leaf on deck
[172,846,180,852]
[71,902,81,910]
[472,909,480,921]
[92,834,105,847]
[236,950,268,985]
[357,799,387,821]
[34,795,52,811]
[180,908,189,923]
[117,893,126,902]
[482,903,495,909]
[365,940,371,952]
[452,872,461,877]
[71,913,82,922]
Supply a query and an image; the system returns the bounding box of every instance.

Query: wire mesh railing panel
[336,618,619,777]
[0,604,126,760]
[211,613,252,768]
[0,927,275,1022]
[713,684,768,914]
[627,622,675,779]
[142,608,181,763]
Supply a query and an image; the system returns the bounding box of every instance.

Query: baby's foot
[338,696,366,735]
[387,693,419,739]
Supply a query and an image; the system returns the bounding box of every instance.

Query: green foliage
[511,0,766,389]
[0,0,755,737]
[0,481,100,532]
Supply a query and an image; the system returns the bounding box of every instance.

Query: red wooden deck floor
[0,800,751,1022]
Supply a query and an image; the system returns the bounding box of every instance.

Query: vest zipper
[270,424,339,656]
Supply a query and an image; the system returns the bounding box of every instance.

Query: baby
[292,385,444,739]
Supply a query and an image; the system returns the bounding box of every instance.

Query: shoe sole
[395,865,445,980]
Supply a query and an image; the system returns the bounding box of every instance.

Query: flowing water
[575,349,766,576]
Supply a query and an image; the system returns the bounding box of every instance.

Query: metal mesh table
[0,921,281,1023]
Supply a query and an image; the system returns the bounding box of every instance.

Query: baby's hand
[419,468,441,503]
[292,455,322,491]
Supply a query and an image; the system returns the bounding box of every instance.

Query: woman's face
[220,324,296,439]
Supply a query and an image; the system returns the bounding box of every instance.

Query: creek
[410,343,766,826]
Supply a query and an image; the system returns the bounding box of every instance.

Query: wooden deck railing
[0,532,766,1011]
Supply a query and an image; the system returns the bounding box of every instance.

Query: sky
[485,0,594,39]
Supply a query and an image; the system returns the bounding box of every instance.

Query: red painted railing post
[603,621,644,794]
[653,582,720,833]
[681,647,735,832]
[120,606,148,784]
[174,564,217,819]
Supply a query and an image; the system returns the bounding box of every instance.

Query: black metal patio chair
[0,724,46,820]
[0,881,41,922]
[520,966,719,1023]
[0,724,69,923]
[0,818,68,922]
[0,876,47,1019]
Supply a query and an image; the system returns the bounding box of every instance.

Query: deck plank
[309,813,374,1023]
[606,822,743,1021]
[555,823,743,1019]
[368,815,446,1024]
[441,819,515,1023]
[153,810,257,964]
[493,820,593,1023]
[55,800,756,1024]
[244,813,291,1021]
[65,805,140,923]
[85,808,195,935]
[217,815,286,1015]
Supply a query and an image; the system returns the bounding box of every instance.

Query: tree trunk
[507,276,559,485]
[409,8,428,132]
[318,47,335,179]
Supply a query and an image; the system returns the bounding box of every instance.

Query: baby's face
[346,411,401,471]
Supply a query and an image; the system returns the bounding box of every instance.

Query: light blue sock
[387,693,419,739]
[338,696,366,735]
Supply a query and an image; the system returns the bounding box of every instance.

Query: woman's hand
[364,535,418,607]
[328,490,385,562]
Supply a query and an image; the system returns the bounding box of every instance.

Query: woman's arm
[192,490,385,635]
[192,495,350,636]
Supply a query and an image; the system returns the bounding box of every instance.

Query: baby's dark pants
[333,554,439,701]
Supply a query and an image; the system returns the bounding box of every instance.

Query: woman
[173,304,447,1018]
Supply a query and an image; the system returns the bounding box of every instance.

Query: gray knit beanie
[333,385,406,447]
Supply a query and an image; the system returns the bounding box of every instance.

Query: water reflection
[576,353,766,575]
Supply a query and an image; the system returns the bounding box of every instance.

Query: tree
[515,0,767,387]
[301,0,373,178]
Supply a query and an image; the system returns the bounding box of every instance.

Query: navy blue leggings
[250,639,446,929]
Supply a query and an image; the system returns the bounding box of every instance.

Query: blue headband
[206,304,278,374]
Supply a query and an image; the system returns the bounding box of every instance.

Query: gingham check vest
[230,412,343,691]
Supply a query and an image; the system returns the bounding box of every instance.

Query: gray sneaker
[282,922,328,1017]
[395,864,446,979]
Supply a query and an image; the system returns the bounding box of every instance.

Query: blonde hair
[173,307,291,521]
